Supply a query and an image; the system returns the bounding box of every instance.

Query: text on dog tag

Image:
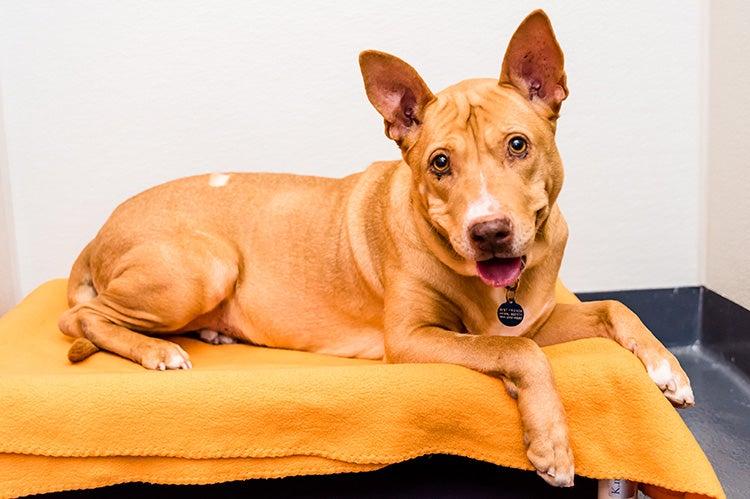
[497,299,524,327]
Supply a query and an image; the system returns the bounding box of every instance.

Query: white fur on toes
[647,358,694,406]
[141,342,192,370]
[526,429,575,487]
[198,329,238,345]
[647,359,672,387]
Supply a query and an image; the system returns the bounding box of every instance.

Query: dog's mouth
[475,256,525,288]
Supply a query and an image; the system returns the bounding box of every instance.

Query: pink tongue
[476,257,523,287]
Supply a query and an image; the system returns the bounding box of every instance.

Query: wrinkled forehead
[418,79,553,150]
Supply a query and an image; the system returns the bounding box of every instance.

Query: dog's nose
[470,218,513,253]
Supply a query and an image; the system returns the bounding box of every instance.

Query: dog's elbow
[382,325,436,364]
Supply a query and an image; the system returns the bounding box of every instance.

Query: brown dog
[59,10,693,487]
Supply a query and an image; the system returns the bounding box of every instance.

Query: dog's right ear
[359,50,434,145]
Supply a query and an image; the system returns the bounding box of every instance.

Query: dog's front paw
[647,357,694,407]
[637,348,694,407]
[524,418,575,487]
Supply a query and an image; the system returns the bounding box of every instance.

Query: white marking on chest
[208,172,231,187]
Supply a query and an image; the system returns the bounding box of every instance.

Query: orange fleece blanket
[0,280,723,498]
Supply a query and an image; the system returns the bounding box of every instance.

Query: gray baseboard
[578,286,750,378]
[700,288,750,378]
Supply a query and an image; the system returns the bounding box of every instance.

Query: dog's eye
[508,136,528,156]
[430,154,451,176]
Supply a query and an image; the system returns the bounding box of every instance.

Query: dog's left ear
[359,50,435,145]
[500,10,568,118]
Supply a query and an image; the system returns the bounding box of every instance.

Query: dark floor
[39,456,599,499]
[36,344,749,499]
[672,345,750,499]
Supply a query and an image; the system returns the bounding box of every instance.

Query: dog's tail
[60,241,101,363]
[68,338,100,362]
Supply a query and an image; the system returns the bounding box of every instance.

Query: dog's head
[360,10,567,287]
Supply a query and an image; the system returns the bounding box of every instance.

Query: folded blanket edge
[0,450,723,499]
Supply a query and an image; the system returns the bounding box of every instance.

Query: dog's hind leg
[75,312,192,370]
[59,240,239,369]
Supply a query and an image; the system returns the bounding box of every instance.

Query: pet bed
[0,280,724,498]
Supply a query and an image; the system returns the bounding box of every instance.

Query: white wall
[0,0,702,298]
[0,82,19,312]
[705,0,750,309]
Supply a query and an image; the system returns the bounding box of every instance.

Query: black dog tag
[497,299,524,327]
[497,281,524,327]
